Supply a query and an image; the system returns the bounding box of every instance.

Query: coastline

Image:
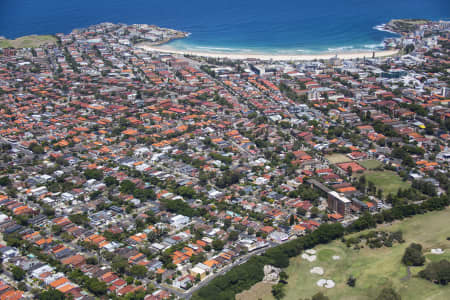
[137,43,399,61]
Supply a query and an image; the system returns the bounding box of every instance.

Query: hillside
[0,35,57,48]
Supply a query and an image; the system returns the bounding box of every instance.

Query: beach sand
[137,43,398,61]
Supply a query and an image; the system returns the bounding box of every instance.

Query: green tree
[212,239,224,251]
[86,256,98,265]
[120,180,136,194]
[289,215,295,225]
[419,259,450,285]
[112,257,128,274]
[228,231,239,241]
[279,271,289,283]
[104,176,119,186]
[29,142,45,154]
[86,278,107,295]
[84,169,103,180]
[11,265,26,281]
[0,176,11,186]
[271,283,285,300]
[130,265,148,278]
[38,288,65,300]
[402,243,425,266]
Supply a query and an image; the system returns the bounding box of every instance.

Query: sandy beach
[137,43,399,61]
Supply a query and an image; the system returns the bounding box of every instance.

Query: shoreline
[137,43,399,61]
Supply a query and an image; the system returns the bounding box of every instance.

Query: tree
[69,213,89,225]
[402,243,425,266]
[17,282,27,291]
[347,166,353,176]
[296,207,307,216]
[112,257,128,274]
[419,259,450,285]
[289,215,295,225]
[29,142,45,154]
[190,253,207,265]
[84,169,103,180]
[104,176,119,187]
[130,265,148,278]
[86,256,98,265]
[86,278,107,295]
[228,231,239,241]
[271,283,285,300]
[404,44,415,54]
[212,239,224,251]
[223,219,232,229]
[0,176,11,186]
[11,266,26,281]
[120,180,136,194]
[177,185,196,198]
[279,271,289,283]
[38,289,65,300]
[310,207,320,218]
[376,287,401,300]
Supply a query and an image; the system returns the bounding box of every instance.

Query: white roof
[329,191,351,203]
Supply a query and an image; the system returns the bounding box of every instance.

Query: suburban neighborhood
[0,20,449,299]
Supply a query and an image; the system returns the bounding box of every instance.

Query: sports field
[325,153,351,164]
[361,170,411,195]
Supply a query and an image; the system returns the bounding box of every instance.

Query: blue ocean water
[0,0,449,53]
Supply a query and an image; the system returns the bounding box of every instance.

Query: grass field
[359,159,382,170]
[236,282,274,300]
[0,35,56,48]
[240,208,450,300]
[359,170,411,195]
[326,153,351,164]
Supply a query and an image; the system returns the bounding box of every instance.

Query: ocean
[0,0,449,54]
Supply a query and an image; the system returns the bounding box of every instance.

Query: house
[190,266,206,280]
[268,231,289,243]
[170,215,190,229]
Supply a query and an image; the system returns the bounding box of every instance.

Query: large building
[327,191,351,216]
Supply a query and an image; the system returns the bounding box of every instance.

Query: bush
[347,275,356,287]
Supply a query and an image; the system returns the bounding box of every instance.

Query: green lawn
[359,170,411,196]
[359,159,382,170]
[248,208,450,300]
[0,35,56,48]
